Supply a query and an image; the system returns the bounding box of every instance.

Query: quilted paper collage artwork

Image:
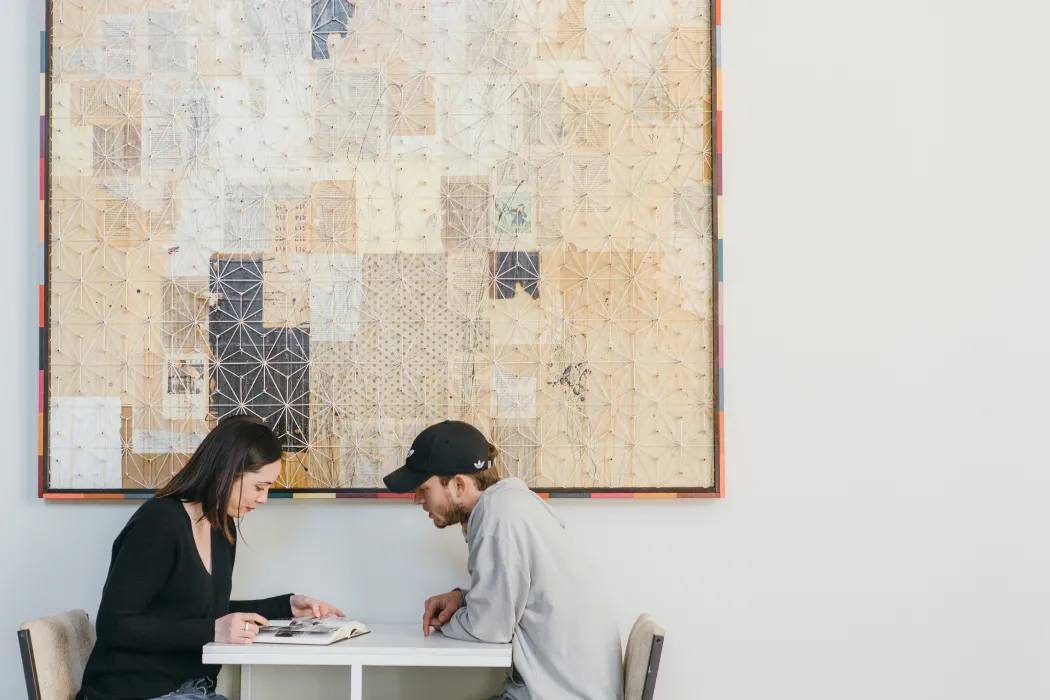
[44,0,718,494]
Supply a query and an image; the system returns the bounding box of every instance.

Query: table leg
[350,664,363,700]
[240,665,252,700]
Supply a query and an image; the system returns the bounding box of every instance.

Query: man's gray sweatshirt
[440,478,624,700]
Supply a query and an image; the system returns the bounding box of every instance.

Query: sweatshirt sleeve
[94,514,215,651]
[229,595,294,621]
[440,531,529,644]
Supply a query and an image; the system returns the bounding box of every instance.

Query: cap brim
[382,465,429,493]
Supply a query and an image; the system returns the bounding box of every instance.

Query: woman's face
[227,460,282,517]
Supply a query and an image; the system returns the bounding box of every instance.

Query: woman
[77,415,344,700]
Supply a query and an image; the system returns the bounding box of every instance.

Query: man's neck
[461,489,483,515]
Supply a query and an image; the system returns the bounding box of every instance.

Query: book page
[257,616,366,643]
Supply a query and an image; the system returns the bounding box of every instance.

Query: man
[384,420,625,700]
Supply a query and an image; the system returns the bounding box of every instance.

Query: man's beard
[432,501,471,529]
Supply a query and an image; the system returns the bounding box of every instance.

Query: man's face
[414,476,471,529]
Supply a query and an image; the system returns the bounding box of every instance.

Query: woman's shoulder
[125,495,187,530]
[107,497,188,555]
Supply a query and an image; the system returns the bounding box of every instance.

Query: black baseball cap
[383,421,492,493]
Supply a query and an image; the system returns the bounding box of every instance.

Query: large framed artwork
[39,0,723,498]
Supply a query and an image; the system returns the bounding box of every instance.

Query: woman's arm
[93,518,214,651]
[229,595,294,621]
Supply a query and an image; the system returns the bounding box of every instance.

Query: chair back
[623,613,665,700]
[18,609,95,700]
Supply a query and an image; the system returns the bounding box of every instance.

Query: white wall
[4,0,1050,698]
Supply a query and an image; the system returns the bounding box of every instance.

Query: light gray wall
[4,0,1050,698]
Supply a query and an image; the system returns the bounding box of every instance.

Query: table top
[202,624,512,668]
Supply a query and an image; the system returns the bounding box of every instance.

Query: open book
[254,616,369,646]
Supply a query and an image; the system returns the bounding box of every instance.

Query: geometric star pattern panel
[44,0,718,494]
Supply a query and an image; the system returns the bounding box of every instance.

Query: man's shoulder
[482,481,540,509]
[478,482,556,527]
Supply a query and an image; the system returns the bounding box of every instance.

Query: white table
[202,623,512,700]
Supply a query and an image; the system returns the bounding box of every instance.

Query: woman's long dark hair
[156,415,283,542]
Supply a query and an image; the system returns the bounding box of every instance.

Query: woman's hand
[290,594,345,619]
[215,612,269,645]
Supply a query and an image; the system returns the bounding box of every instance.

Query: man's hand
[290,594,345,619]
[423,589,464,637]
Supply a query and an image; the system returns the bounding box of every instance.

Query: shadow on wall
[216,665,506,700]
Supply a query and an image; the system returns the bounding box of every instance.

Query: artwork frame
[37,0,724,500]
